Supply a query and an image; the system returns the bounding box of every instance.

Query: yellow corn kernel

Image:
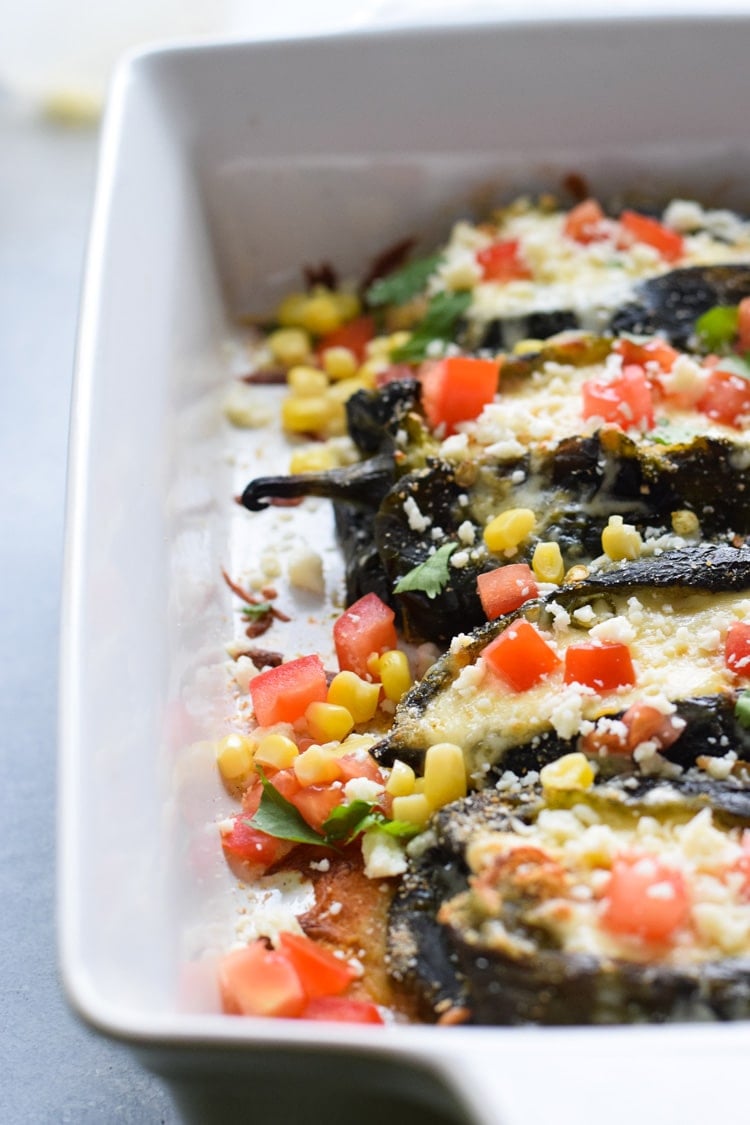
[532,541,565,585]
[326,376,371,404]
[671,509,700,537]
[298,291,342,336]
[564,564,589,584]
[305,701,355,744]
[540,752,595,792]
[423,742,467,810]
[254,733,299,770]
[483,508,536,553]
[378,650,412,703]
[601,514,643,562]
[356,358,387,386]
[335,733,378,758]
[366,652,382,679]
[386,759,416,798]
[281,394,335,434]
[391,792,431,828]
[327,671,381,724]
[216,733,255,781]
[332,290,361,322]
[512,338,545,356]
[413,777,426,794]
[267,327,312,367]
[322,401,347,437]
[294,744,343,786]
[287,364,329,396]
[276,292,310,328]
[321,346,358,381]
[289,444,339,475]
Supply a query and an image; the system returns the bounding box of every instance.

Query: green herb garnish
[248,767,327,847]
[735,690,750,730]
[242,601,273,620]
[391,291,472,363]
[695,304,739,352]
[322,800,422,844]
[393,542,457,599]
[366,253,442,307]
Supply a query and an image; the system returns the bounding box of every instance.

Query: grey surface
[0,103,179,1124]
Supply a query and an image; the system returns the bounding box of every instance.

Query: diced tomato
[336,752,385,784]
[483,619,561,692]
[220,816,294,869]
[563,198,608,244]
[249,654,328,727]
[612,337,680,373]
[277,932,358,999]
[476,239,532,282]
[420,355,501,434]
[697,368,750,428]
[618,210,684,262]
[301,996,385,1024]
[290,784,344,832]
[581,364,654,430]
[317,315,375,362]
[600,853,691,944]
[219,940,307,1017]
[738,297,750,353]
[477,564,538,620]
[724,620,750,677]
[333,593,398,678]
[581,701,685,756]
[564,641,636,691]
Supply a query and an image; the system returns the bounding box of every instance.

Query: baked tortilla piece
[375,544,750,779]
[388,770,750,1025]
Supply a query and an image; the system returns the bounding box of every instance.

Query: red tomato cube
[301,996,384,1024]
[249,654,327,726]
[581,365,654,430]
[483,619,561,692]
[600,853,690,944]
[563,198,608,244]
[725,621,750,676]
[697,368,750,428]
[618,211,684,262]
[219,940,307,1017]
[477,564,538,620]
[420,355,500,434]
[476,239,532,282]
[220,816,294,870]
[277,932,357,999]
[317,315,375,363]
[564,641,636,691]
[333,593,397,678]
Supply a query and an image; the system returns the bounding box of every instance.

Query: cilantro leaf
[248,767,327,847]
[242,601,273,620]
[391,291,472,363]
[366,253,442,308]
[322,800,376,843]
[735,690,750,730]
[695,304,739,352]
[393,542,457,599]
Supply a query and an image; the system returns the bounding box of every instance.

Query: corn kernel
[532,541,565,584]
[289,444,339,475]
[216,733,255,781]
[413,777,426,794]
[423,742,467,810]
[254,733,299,770]
[391,792,431,828]
[326,376,371,404]
[335,733,378,757]
[267,327,312,367]
[356,358,387,385]
[281,394,335,434]
[671,509,700,537]
[512,338,545,356]
[540,752,595,792]
[601,514,642,561]
[321,346,358,381]
[299,291,342,336]
[483,508,536,552]
[332,290,361,322]
[305,701,355,744]
[287,364,329,396]
[327,671,381,724]
[366,652,382,679]
[276,292,310,328]
[322,401,347,437]
[564,564,589,584]
[294,744,343,786]
[386,759,416,797]
[378,650,412,702]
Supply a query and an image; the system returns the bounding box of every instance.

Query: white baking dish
[59,16,750,1124]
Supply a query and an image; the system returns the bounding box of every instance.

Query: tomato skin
[301,996,385,1024]
[581,365,654,430]
[219,941,307,1017]
[336,752,385,784]
[697,368,750,428]
[220,816,294,869]
[619,210,684,262]
[724,621,750,676]
[420,355,500,434]
[476,239,532,282]
[483,620,560,692]
[612,337,679,373]
[564,641,635,692]
[278,932,357,999]
[317,315,375,362]
[581,701,685,756]
[249,655,328,726]
[477,564,538,620]
[563,198,608,244]
[333,593,397,678]
[600,853,691,944]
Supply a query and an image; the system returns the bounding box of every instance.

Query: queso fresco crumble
[214,193,750,1026]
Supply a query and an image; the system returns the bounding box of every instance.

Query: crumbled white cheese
[287,545,325,595]
[343,777,385,803]
[361,828,407,879]
[231,655,259,693]
[403,495,431,532]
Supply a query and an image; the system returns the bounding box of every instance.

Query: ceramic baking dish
[59,15,750,1124]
